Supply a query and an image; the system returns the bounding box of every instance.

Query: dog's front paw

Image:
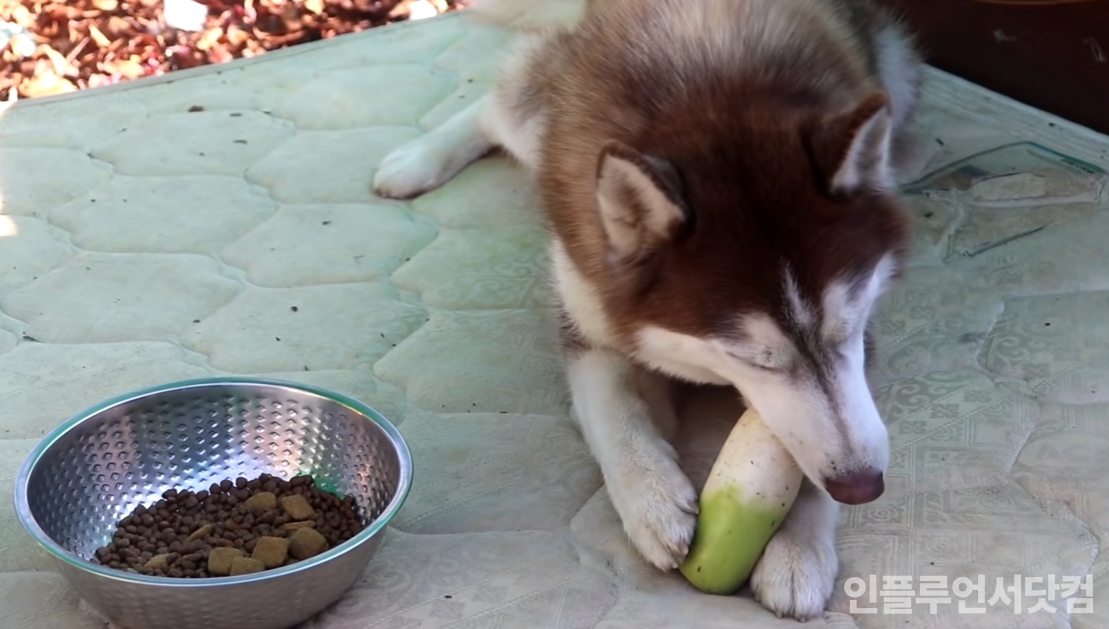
[372,140,449,200]
[749,526,838,621]
[612,456,699,571]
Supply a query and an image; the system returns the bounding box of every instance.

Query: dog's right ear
[595,141,687,263]
[808,91,895,196]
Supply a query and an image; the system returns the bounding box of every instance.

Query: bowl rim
[12,375,413,588]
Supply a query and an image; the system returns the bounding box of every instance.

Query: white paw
[611,455,699,571]
[750,527,838,621]
[372,140,451,200]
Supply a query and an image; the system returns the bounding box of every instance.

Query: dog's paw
[613,456,699,571]
[749,526,838,621]
[372,140,451,200]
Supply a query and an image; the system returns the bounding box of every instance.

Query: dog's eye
[749,358,784,373]
[727,350,783,373]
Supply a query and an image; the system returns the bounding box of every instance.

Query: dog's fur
[374,0,922,619]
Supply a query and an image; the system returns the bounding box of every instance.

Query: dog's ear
[595,141,687,262]
[810,91,895,196]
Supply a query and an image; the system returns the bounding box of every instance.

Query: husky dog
[373,0,921,619]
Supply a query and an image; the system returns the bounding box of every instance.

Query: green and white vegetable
[678,407,804,595]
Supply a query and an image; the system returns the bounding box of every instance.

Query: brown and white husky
[373,0,922,619]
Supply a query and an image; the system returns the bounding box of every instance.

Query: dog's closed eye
[726,349,784,372]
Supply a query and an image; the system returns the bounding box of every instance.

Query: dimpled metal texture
[14,377,412,629]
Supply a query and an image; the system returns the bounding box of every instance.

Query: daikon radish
[678,407,803,594]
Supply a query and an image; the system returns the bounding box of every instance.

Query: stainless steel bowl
[13,377,413,629]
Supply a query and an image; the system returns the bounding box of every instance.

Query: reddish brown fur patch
[532,0,914,349]
[602,101,909,341]
[805,90,891,196]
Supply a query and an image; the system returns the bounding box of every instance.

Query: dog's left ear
[809,91,895,196]
[595,140,687,262]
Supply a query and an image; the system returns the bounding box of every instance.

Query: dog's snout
[824,470,885,505]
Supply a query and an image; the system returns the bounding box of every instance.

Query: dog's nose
[824,470,885,505]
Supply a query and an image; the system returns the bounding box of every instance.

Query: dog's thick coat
[374,0,922,618]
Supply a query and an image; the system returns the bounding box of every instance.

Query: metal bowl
[13,377,413,629]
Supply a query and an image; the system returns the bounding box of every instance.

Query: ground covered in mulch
[0,0,460,101]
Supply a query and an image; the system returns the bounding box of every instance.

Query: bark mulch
[0,0,461,101]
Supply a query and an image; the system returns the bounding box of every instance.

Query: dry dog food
[93,473,365,578]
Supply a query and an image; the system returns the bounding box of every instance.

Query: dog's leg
[565,348,699,570]
[373,30,558,200]
[373,97,495,199]
[749,478,840,621]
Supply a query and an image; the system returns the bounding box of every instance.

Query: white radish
[678,406,803,594]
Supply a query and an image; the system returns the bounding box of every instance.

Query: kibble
[279,494,316,521]
[92,474,365,578]
[207,547,244,576]
[288,526,330,560]
[281,521,316,532]
[144,553,173,569]
[245,491,277,513]
[186,523,214,542]
[251,536,290,568]
[229,557,266,575]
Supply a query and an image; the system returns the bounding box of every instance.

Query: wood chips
[0,0,460,100]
